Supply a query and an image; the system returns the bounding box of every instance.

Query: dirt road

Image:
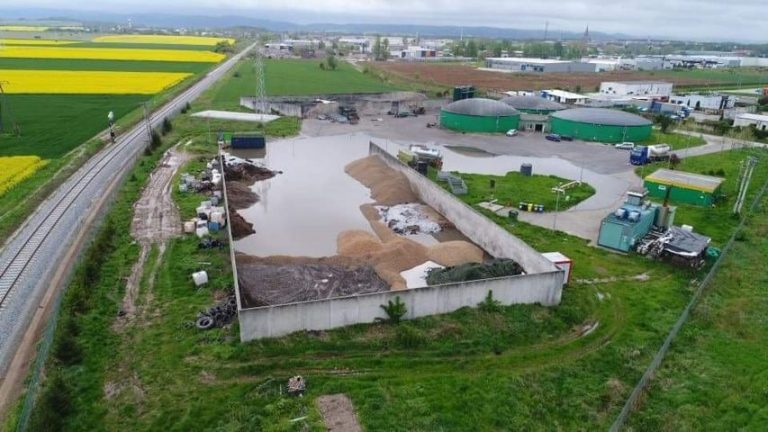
[117,144,190,327]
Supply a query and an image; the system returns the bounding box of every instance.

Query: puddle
[444,145,498,158]
[234,134,374,257]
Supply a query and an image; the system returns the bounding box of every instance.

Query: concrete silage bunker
[233,142,565,341]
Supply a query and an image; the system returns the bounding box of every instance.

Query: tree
[326,54,338,70]
[466,39,479,58]
[382,38,390,60]
[654,114,674,133]
[373,34,382,60]
[318,40,326,50]
[553,41,565,58]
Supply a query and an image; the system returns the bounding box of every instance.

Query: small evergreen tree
[378,296,407,324]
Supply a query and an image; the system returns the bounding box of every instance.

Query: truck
[630,144,671,165]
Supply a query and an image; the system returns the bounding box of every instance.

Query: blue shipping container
[231,135,266,149]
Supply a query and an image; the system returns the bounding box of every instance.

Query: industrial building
[669,94,735,111]
[540,89,589,105]
[500,96,566,114]
[500,96,566,133]
[485,57,595,73]
[598,189,659,252]
[644,169,725,206]
[734,113,768,131]
[440,98,520,133]
[549,108,652,142]
[599,81,673,100]
[390,46,438,60]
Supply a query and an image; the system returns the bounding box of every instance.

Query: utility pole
[733,156,757,215]
[253,50,267,114]
[553,183,563,231]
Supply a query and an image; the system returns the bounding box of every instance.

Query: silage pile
[345,155,417,205]
[337,230,484,290]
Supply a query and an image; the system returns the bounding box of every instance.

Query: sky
[2,0,767,42]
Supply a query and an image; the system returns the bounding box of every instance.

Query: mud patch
[226,181,259,210]
[230,209,255,239]
[316,394,362,432]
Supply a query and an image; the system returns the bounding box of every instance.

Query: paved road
[675,130,768,158]
[0,43,255,378]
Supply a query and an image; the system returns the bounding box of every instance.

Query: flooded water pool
[234,134,374,257]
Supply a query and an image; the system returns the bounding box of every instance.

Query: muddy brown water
[234,134,376,257]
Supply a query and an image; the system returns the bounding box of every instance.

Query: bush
[378,297,407,324]
[161,117,173,135]
[52,317,82,366]
[29,373,73,432]
[149,129,163,152]
[395,324,426,348]
[478,290,502,313]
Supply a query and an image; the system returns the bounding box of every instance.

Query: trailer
[630,144,671,165]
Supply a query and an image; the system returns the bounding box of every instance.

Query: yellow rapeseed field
[0,46,224,63]
[0,38,78,45]
[93,34,235,46]
[0,156,48,196]
[0,70,192,94]
[0,25,49,32]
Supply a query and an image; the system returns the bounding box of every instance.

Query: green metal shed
[644,169,725,206]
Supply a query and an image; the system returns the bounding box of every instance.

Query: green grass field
[210,59,397,109]
[628,194,768,430]
[656,68,768,87]
[430,169,596,212]
[0,57,212,73]
[641,130,706,150]
[1,94,147,158]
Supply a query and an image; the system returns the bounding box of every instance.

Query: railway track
[0,43,255,375]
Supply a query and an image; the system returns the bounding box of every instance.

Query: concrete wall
[370,142,558,275]
[235,142,565,341]
[239,270,563,339]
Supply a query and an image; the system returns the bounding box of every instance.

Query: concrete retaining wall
[236,141,564,341]
[370,141,558,274]
[239,270,563,339]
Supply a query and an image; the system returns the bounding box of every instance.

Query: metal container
[521,163,533,176]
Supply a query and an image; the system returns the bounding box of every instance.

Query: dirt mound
[226,181,259,209]
[345,155,417,205]
[337,230,384,257]
[427,241,485,267]
[229,209,254,240]
[225,163,275,185]
[336,230,428,290]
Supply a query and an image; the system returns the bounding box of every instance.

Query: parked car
[395,111,410,118]
[560,135,574,141]
[505,129,518,137]
[545,133,561,142]
[615,142,635,150]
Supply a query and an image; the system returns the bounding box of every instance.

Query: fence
[610,178,768,431]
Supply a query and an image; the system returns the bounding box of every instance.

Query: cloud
[3,0,766,41]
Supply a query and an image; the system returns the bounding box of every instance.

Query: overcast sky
[3,0,767,42]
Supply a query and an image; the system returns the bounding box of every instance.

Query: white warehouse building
[485,57,596,73]
[599,81,673,100]
[734,113,768,131]
[669,94,735,111]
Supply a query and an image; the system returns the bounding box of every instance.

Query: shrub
[478,290,502,313]
[378,296,407,324]
[29,373,73,432]
[161,117,173,135]
[52,317,82,366]
[395,324,426,348]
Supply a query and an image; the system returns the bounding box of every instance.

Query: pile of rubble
[179,159,223,193]
[195,295,238,330]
